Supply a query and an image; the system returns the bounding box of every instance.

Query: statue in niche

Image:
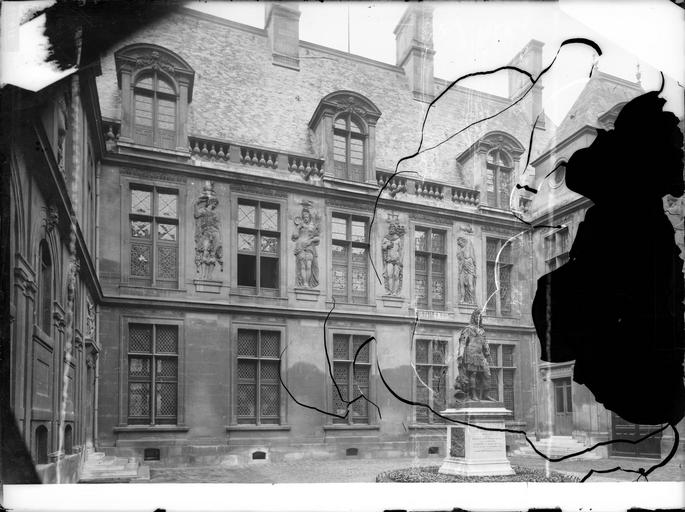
[292,200,320,288]
[381,217,406,295]
[454,309,495,402]
[194,181,223,280]
[456,236,477,304]
[56,93,69,173]
[86,300,95,340]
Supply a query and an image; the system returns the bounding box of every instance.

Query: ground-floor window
[488,343,515,414]
[236,329,281,424]
[414,338,447,423]
[331,333,371,424]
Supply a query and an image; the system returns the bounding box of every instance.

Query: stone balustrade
[452,186,480,206]
[240,146,278,169]
[189,136,231,162]
[376,171,407,196]
[287,155,324,180]
[415,180,445,200]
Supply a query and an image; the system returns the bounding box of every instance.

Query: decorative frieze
[233,184,287,198]
[120,168,187,184]
[408,211,452,226]
[325,198,374,212]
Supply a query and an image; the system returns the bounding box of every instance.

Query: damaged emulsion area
[532,90,685,428]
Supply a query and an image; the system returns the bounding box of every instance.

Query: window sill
[323,424,380,431]
[325,301,375,310]
[226,425,291,432]
[407,423,449,430]
[119,283,187,293]
[113,425,190,433]
[230,291,287,301]
[116,140,190,159]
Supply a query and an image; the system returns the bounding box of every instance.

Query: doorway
[611,413,662,458]
[553,377,573,435]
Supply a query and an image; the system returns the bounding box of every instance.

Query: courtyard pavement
[145,454,684,483]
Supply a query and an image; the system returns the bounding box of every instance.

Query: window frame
[230,322,287,426]
[487,342,516,415]
[413,226,447,311]
[120,316,185,427]
[126,182,181,288]
[333,113,366,182]
[413,336,449,424]
[330,212,371,304]
[544,226,571,272]
[235,198,282,296]
[326,328,376,426]
[485,237,514,316]
[132,70,178,149]
[37,240,53,335]
[485,148,514,210]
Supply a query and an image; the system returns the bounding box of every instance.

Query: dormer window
[486,148,513,209]
[115,44,194,151]
[309,91,381,183]
[333,114,366,182]
[133,72,177,149]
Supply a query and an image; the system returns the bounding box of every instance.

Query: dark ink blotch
[532,90,685,426]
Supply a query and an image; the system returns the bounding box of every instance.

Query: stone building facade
[92,4,554,465]
[6,58,104,480]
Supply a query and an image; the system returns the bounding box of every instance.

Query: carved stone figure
[455,309,494,402]
[381,219,406,295]
[456,236,477,304]
[86,300,95,340]
[56,94,69,174]
[194,181,223,280]
[292,201,320,288]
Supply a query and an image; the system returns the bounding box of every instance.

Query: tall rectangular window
[127,323,178,425]
[487,343,515,414]
[237,200,280,294]
[332,334,371,424]
[414,228,446,310]
[544,227,570,271]
[414,338,447,423]
[486,238,512,315]
[129,186,179,287]
[331,214,369,303]
[236,329,281,425]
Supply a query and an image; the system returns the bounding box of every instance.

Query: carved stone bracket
[294,287,320,302]
[42,206,59,234]
[193,279,222,294]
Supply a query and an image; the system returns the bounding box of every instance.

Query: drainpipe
[529,227,540,441]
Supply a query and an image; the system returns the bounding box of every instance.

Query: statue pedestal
[438,402,514,477]
[194,279,222,294]
[294,287,320,301]
[381,295,404,308]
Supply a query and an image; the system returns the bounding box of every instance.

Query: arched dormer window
[115,44,195,151]
[133,72,177,149]
[309,91,381,183]
[38,241,52,334]
[455,131,524,210]
[333,114,366,182]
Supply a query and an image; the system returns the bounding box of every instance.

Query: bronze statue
[292,201,320,288]
[455,309,494,402]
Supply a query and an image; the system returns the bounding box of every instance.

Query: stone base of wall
[35,453,83,483]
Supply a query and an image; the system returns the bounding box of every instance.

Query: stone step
[79,451,144,483]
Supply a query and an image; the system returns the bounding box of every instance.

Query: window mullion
[151,324,156,425]
[151,190,158,287]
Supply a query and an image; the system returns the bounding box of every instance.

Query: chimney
[394,5,435,102]
[508,40,545,129]
[265,3,301,71]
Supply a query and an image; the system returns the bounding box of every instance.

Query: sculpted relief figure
[454,309,495,402]
[381,220,406,295]
[292,201,320,288]
[456,236,477,304]
[194,181,223,280]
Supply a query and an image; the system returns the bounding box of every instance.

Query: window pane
[415,278,427,301]
[131,221,151,238]
[157,192,177,218]
[156,325,178,353]
[260,331,280,358]
[431,256,444,273]
[333,134,346,162]
[333,334,349,360]
[352,268,367,296]
[131,189,152,214]
[333,362,349,382]
[486,262,496,312]
[260,385,280,417]
[489,371,500,400]
[430,232,445,253]
[486,239,499,261]
[415,254,427,272]
[334,117,347,130]
[157,98,176,131]
[351,246,367,263]
[128,383,150,418]
[129,324,152,352]
[136,76,153,90]
[157,77,174,94]
[128,356,150,377]
[260,206,279,231]
[351,220,366,242]
[432,277,445,302]
[155,358,178,379]
[555,383,565,413]
[432,341,446,364]
[237,254,256,286]
[156,245,178,280]
[332,243,347,261]
[155,382,177,418]
[130,243,151,277]
[349,118,362,134]
[134,93,153,127]
[502,345,514,367]
[237,330,258,357]
[352,335,370,363]
[350,137,363,165]
[566,383,573,412]
[238,203,256,228]
[499,265,512,313]
[416,339,429,364]
[157,223,176,241]
[237,383,256,418]
[414,230,427,252]
[260,235,279,254]
[489,344,500,366]
[332,267,347,296]
[499,244,512,264]
[260,257,279,288]
[499,170,511,208]
[238,233,256,252]
[260,361,280,381]
[237,360,257,380]
[332,217,348,240]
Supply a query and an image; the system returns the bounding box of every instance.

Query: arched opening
[133,72,177,149]
[333,114,366,182]
[38,241,52,334]
[486,147,514,209]
[35,425,48,464]
[64,424,73,455]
